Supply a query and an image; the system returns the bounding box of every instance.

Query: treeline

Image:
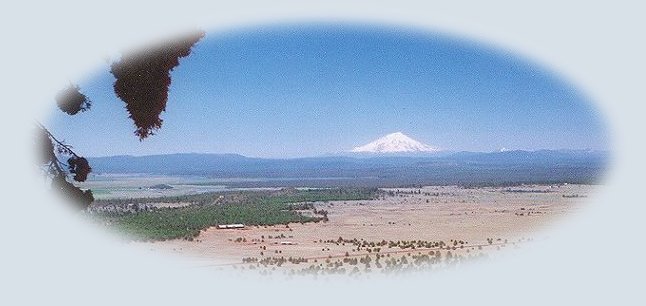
[93,187,380,207]
[91,187,380,241]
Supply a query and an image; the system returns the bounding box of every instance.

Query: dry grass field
[134,184,594,275]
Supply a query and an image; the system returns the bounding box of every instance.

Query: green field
[90,188,380,241]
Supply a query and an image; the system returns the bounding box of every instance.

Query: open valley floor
[119,184,593,275]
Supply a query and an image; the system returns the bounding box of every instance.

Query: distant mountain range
[87,150,610,187]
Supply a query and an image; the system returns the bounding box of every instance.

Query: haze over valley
[86,132,607,188]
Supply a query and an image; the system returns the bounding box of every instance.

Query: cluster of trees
[38,31,205,209]
[93,197,322,241]
[319,236,457,251]
[242,256,309,266]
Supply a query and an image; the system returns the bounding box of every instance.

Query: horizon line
[86,148,608,159]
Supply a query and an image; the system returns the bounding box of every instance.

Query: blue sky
[47,24,607,158]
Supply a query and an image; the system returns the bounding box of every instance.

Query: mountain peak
[351,132,438,153]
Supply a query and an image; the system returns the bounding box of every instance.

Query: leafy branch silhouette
[38,31,205,209]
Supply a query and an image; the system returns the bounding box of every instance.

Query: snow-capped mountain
[351,132,438,153]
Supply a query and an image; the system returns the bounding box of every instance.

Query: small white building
[216,224,245,229]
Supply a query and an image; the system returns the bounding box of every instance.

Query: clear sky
[47,24,608,158]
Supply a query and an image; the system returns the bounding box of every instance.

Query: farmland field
[86,181,595,275]
[88,187,379,240]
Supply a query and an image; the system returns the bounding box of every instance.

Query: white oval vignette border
[0,1,644,306]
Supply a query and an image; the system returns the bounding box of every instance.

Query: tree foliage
[110,31,205,140]
[39,30,205,209]
[55,84,92,115]
[38,125,94,209]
